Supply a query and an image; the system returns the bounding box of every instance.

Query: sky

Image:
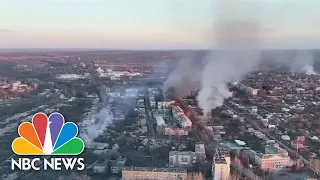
[0,0,320,49]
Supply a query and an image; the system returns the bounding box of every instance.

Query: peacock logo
[12,112,84,155]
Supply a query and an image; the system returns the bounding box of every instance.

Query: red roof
[292,140,304,145]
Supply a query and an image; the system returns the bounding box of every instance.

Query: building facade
[255,145,290,171]
[122,167,187,180]
[212,147,230,180]
[255,154,290,170]
[169,151,196,166]
[195,143,206,163]
[172,105,192,129]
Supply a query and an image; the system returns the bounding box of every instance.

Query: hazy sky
[0,0,320,49]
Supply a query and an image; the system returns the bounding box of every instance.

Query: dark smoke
[163,52,205,99]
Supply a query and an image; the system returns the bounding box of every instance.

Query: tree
[106,160,113,176]
[187,172,204,180]
[58,173,91,180]
[310,158,320,174]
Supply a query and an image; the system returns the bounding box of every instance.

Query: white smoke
[290,51,316,75]
[163,1,316,114]
[80,107,113,145]
[155,115,166,126]
[197,1,263,114]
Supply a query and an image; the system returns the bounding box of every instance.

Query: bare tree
[310,157,320,175]
[187,172,204,180]
[229,174,240,180]
[57,173,91,180]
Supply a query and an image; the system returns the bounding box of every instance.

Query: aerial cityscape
[1,0,320,180]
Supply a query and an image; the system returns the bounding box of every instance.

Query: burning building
[172,105,192,130]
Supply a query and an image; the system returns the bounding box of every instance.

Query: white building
[110,76,121,80]
[255,145,290,171]
[169,151,196,166]
[56,74,84,80]
[97,67,104,73]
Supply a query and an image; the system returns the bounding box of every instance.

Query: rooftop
[265,145,288,155]
[234,140,247,146]
[122,167,187,173]
[214,157,227,164]
[215,147,230,157]
[111,158,126,167]
[218,141,251,150]
[169,151,195,156]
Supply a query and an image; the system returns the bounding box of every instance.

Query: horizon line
[0,47,319,53]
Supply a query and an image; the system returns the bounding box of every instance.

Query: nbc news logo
[11,113,85,171]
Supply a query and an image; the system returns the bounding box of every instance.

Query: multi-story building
[255,154,290,171]
[172,105,184,119]
[255,145,290,171]
[92,157,126,174]
[171,105,192,129]
[195,143,206,163]
[169,151,196,166]
[122,167,187,180]
[212,147,230,180]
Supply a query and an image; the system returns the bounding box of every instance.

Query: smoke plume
[290,50,316,75]
[155,115,166,126]
[197,1,263,114]
[163,53,203,99]
[80,106,113,144]
[164,1,317,114]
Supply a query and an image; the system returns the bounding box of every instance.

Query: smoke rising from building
[163,1,317,113]
[266,50,317,75]
[80,106,113,144]
[163,53,203,99]
[290,50,316,75]
[197,1,263,114]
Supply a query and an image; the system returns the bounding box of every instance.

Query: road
[144,88,155,138]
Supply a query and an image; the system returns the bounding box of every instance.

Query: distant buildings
[236,83,259,95]
[56,74,86,80]
[122,167,187,180]
[0,80,37,100]
[96,67,142,80]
